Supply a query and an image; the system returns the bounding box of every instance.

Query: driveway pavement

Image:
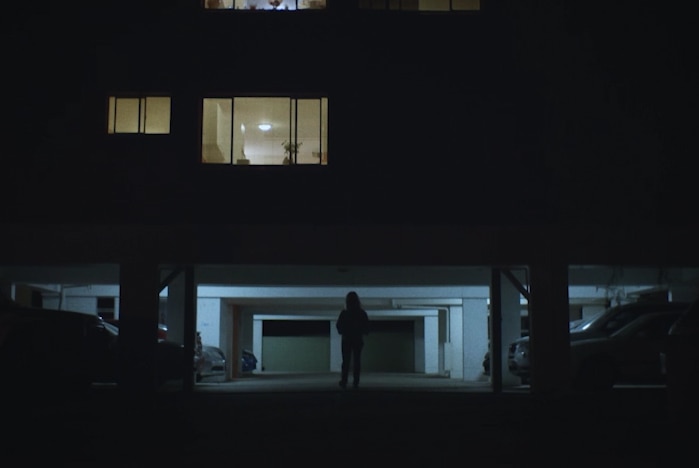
[4,373,691,466]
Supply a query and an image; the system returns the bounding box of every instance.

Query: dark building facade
[3,1,698,394]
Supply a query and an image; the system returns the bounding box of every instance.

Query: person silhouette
[336,291,370,389]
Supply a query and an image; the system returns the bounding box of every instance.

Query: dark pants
[340,336,364,387]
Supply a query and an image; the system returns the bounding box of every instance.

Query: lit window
[359,0,479,10]
[201,96,328,166]
[204,1,326,10]
[107,96,171,134]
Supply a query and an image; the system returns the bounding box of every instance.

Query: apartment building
[3,1,698,394]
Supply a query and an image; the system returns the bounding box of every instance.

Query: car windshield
[573,304,630,333]
[573,301,687,335]
[102,320,119,336]
[571,315,598,332]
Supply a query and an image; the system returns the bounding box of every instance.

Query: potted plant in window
[282,140,302,165]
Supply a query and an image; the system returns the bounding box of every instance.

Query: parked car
[196,345,227,382]
[508,300,690,386]
[568,309,683,391]
[99,320,196,386]
[104,318,168,341]
[663,297,699,422]
[483,319,583,376]
[0,293,114,396]
[242,348,257,372]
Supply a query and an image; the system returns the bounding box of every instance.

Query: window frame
[200,94,328,167]
[106,95,172,135]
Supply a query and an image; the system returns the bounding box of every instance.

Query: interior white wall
[60,296,96,314]
[197,297,222,347]
[330,319,341,372]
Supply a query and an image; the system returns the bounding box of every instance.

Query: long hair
[345,291,361,310]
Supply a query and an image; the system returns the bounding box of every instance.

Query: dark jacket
[336,307,369,340]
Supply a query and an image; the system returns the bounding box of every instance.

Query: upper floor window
[359,0,480,10]
[107,96,171,134]
[201,96,328,166]
[205,0,326,10]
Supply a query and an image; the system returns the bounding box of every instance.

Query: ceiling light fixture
[258,123,272,131]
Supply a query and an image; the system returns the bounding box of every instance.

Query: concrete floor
[5,373,691,466]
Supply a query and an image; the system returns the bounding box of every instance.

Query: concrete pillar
[253,318,263,372]
[220,303,234,380]
[415,319,425,372]
[118,262,160,395]
[0,279,12,300]
[166,271,186,344]
[528,262,571,396]
[501,272,524,387]
[447,306,464,379]
[462,299,487,381]
[424,315,439,374]
[231,304,242,378]
[182,266,196,393]
[438,308,447,374]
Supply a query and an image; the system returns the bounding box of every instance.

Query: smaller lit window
[359,0,479,11]
[205,1,326,10]
[107,96,171,134]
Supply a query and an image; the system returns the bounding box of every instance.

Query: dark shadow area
[4,382,691,465]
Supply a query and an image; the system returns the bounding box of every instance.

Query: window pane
[453,0,480,10]
[299,0,326,9]
[235,1,300,10]
[205,0,233,8]
[114,98,140,134]
[202,98,232,164]
[296,99,327,165]
[234,97,290,165]
[107,97,116,134]
[419,0,448,11]
[143,97,171,134]
[321,97,328,164]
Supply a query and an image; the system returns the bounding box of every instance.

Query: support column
[424,315,439,374]
[253,318,263,373]
[501,271,524,387]
[231,305,242,378]
[118,262,160,396]
[183,266,196,393]
[166,270,186,344]
[462,299,487,381]
[528,262,570,396]
[415,319,425,372]
[448,306,464,380]
[490,269,503,393]
[0,279,12,299]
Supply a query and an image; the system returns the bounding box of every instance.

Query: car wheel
[576,355,616,392]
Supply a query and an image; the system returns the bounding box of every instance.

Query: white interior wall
[330,319,341,372]
[197,297,222,347]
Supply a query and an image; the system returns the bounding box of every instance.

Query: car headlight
[516,343,529,358]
